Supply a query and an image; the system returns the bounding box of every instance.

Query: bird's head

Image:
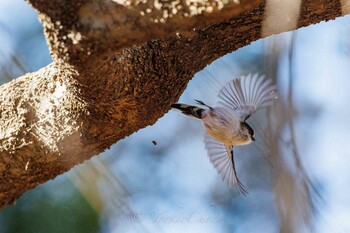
[240,122,255,143]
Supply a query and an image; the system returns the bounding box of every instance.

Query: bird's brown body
[201,107,253,146]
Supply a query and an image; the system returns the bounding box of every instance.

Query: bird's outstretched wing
[217,73,277,121]
[204,132,248,195]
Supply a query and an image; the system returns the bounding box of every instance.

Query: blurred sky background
[1,1,350,233]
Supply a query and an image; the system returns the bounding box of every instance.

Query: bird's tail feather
[171,103,203,119]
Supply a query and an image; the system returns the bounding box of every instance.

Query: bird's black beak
[252,136,255,141]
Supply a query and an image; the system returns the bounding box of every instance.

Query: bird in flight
[171,74,277,194]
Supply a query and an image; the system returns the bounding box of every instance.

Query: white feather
[217,73,277,121]
[203,132,247,194]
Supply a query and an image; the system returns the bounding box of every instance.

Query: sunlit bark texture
[0,0,346,208]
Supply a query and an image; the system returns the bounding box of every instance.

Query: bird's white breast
[201,107,243,145]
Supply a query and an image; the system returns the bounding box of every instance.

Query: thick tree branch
[27,0,261,61]
[0,0,345,208]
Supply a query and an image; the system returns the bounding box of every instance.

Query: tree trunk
[0,0,346,208]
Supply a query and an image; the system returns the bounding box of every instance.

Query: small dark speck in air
[152,140,157,145]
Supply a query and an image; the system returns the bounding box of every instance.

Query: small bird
[171,73,277,194]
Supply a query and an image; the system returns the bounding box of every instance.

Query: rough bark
[0,0,345,208]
